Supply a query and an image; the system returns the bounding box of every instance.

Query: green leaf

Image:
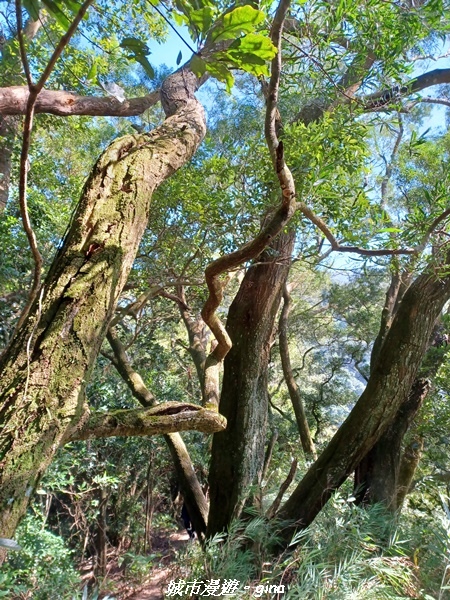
[86,59,98,83]
[189,6,216,36]
[205,61,234,92]
[42,0,70,29]
[211,6,266,42]
[225,52,268,76]
[172,11,188,27]
[120,37,150,56]
[64,0,83,13]
[134,55,155,79]
[229,33,277,61]
[190,54,207,77]
[23,0,40,21]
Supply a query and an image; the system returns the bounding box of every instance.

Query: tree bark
[354,378,430,508]
[207,230,295,536]
[276,267,450,543]
[279,284,316,458]
[68,402,226,441]
[106,327,210,538]
[0,67,206,542]
[396,436,424,509]
[355,274,445,509]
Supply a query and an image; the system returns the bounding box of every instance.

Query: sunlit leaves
[120,36,155,79]
[23,0,40,21]
[208,5,266,42]
[173,3,275,91]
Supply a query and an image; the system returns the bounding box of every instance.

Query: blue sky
[147,26,194,71]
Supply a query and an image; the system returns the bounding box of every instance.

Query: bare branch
[363,68,450,110]
[67,401,227,442]
[404,97,450,111]
[266,457,298,519]
[295,200,415,256]
[0,86,161,117]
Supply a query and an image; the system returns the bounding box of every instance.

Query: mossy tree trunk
[276,267,450,543]
[207,230,295,536]
[0,69,206,542]
[354,378,429,509]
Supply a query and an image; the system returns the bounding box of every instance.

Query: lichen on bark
[0,69,206,541]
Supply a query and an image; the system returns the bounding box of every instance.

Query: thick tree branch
[68,402,227,441]
[362,68,450,110]
[0,86,161,116]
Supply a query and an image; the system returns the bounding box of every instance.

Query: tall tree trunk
[355,273,447,509]
[0,68,206,544]
[207,230,294,536]
[279,284,316,458]
[354,378,430,508]
[276,267,450,543]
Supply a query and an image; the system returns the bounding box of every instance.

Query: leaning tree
[1,0,450,555]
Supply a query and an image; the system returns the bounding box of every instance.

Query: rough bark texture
[69,402,226,440]
[355,277,444,509]
[396,436,424,509]
[0,68,206,540]
[107,322,209,538]
[276,268,450,542]
[207,230,295,536]
[279,285,316,458]
[354,378,430,508]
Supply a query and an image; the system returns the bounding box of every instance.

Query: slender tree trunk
[106,328,209,538]
[95,487,108,577]
[279,284,316,458]
[276,267,450,543]
[0,15,45,213]
[207,230,295,536]
[0,115,19,213]
[0,68,206,543]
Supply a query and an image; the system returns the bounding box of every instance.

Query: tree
[1,0,450,558]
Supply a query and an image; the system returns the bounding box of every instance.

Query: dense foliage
[2,0,450,597]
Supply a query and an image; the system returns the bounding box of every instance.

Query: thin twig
[13,0,96,333]
[200,0,296,410]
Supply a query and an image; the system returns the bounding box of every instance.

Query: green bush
[3,513,81,600]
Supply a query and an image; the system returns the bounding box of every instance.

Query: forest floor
[95,529,192,600]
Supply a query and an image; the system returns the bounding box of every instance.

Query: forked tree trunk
[207,230,294,536]
[276,268,450,543]
[355,290,446,509]
[354,378,429,508]
[0,69,206,543]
